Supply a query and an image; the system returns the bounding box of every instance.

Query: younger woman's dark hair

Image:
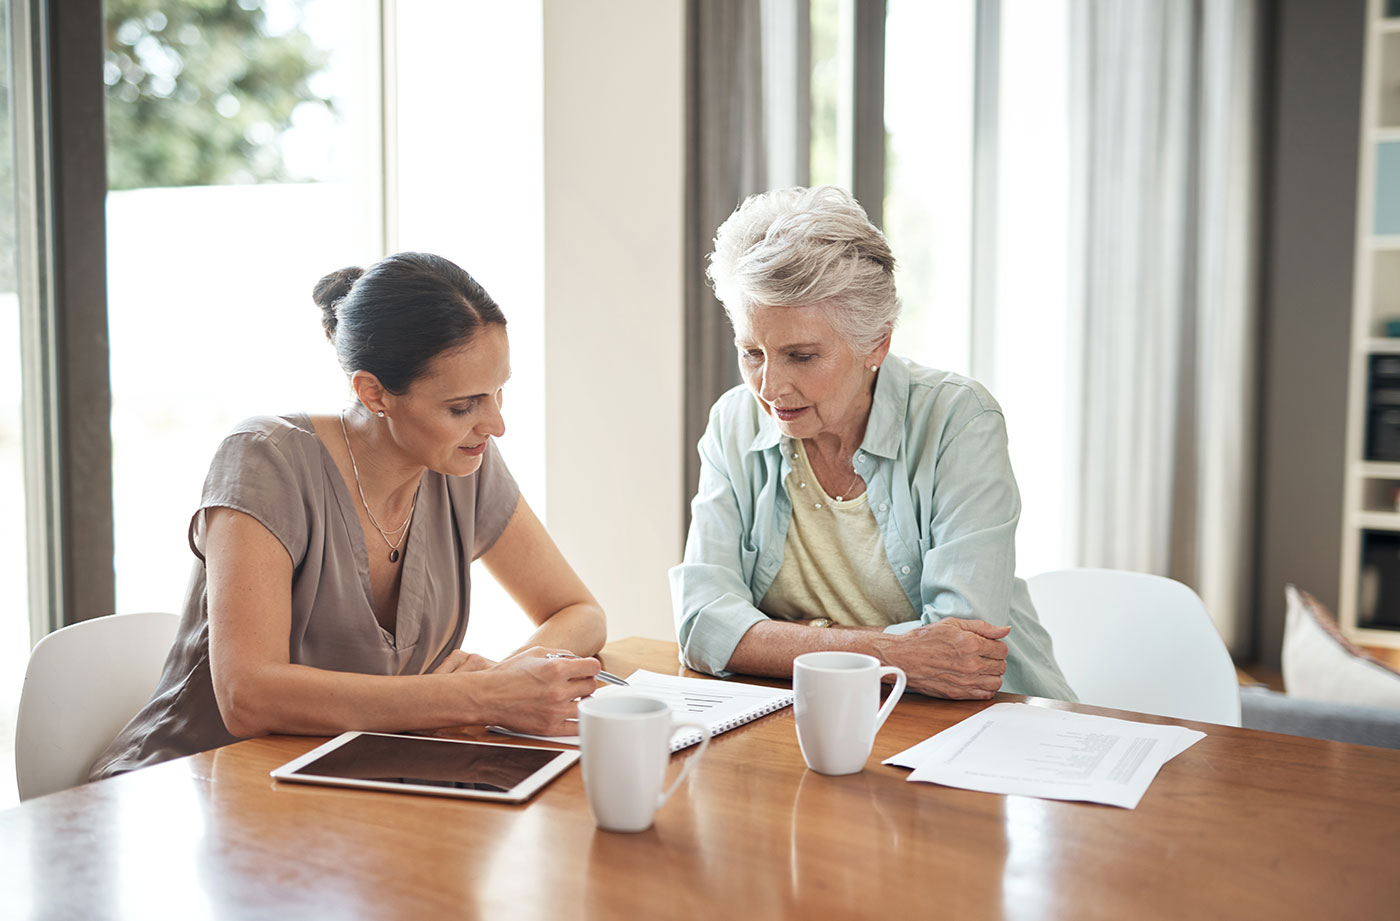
[313,252,507,393]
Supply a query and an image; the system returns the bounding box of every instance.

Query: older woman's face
[735,305,885,443]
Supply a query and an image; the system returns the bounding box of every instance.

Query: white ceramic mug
[793,651,907,775]
[578,694,711,832]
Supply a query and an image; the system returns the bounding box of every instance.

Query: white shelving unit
[1339,0,1400,648]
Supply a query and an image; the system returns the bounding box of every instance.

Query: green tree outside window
[105,0,334,190]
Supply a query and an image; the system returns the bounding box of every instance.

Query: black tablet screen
[290,735,561,793]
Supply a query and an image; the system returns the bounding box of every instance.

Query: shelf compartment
[1368,250,1400,334]
[1358,530,1400,629]
[1363,354,1400,462]
[1361,478,1400,513]
[1378,141,1400,234]
[1384,32,1400,128]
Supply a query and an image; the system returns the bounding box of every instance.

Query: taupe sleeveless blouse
[90,413,519,779]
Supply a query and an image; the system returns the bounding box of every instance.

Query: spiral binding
[668,694,795,752]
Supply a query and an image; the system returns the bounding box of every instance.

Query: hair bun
[312,266,364,339]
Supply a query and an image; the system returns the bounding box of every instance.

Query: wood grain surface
[2,636,1397,920]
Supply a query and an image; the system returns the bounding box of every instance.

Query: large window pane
[106,0,382,615]
[809,0,850,188]
[861,0,1069,575]
[990,0,1070,577]
[882,0,975,375]
[394,1,544,659]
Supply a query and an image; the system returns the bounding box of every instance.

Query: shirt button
[879,503,888,512]
[857,453,866,463]
[901,565,911,575]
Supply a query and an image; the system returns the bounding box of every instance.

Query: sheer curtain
[1066,0,1260,652]
[683,0,808,520]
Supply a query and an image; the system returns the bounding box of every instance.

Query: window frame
[13,0,394,640]
[13,0,113,640]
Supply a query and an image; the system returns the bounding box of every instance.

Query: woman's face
[735,305,886,443]
[384,324,510,477]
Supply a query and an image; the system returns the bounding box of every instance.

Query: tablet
[270,731,579,803]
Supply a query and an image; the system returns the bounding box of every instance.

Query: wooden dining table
[2,636,1398,920]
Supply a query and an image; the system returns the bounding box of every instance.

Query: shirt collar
[746,354,908,458]
[749,404,784,452]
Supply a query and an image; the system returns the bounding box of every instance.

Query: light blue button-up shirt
[669,355,1075,701]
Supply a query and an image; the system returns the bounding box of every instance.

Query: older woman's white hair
[707,186,900,353]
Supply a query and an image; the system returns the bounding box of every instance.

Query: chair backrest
[1026,568,1241,726]
[15,612,180,800]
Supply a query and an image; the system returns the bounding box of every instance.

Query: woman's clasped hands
[433,646,603,736]
[874,618,1011,700]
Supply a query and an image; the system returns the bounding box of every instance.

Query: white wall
[542,0,686,642]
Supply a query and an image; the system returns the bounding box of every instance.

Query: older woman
[670,187,1073,701]
[92,252,606,778]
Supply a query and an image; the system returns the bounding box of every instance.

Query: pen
[545,652,629,686]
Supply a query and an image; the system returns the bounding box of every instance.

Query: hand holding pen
[545,651,629,686]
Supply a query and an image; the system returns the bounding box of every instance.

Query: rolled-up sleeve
[669,412,769,676]
[920,410,1020,624]
[887,406,1074,700]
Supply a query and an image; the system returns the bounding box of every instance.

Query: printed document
[884,703,1205,809]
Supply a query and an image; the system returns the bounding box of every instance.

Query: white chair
[1026,569,1241,726]
[15,612,180,800]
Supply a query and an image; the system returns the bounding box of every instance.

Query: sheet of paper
[884,715,982,769]
[489,669,793,750]
[889,703,1205,809]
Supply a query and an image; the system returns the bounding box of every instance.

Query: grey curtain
[683,0,808,528]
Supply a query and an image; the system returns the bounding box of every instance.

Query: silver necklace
[339,410,418,563]
[833,465,861,502]
[792,441,862,508]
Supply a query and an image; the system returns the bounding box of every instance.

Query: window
[106,1,547,658]
[987,0,1070,578]
[815,0,1071,576]
[105,0,383,615]
[882,0,976,376]
[393,0,544,658]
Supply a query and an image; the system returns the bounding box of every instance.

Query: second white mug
[578,694,711,833]
[793,651,907,775]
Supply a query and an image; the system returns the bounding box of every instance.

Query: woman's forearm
[217,663,502,739]
[726,619,1008,699]
[725,620,882,678]
[512,602,607,657]
[218,646,600,740]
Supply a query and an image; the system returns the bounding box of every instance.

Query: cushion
[1282,585,1400,710]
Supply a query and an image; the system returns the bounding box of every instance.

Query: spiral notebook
[490,669,794,752]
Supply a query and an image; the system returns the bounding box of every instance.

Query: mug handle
[873,666,907,732]
[656,719,711,808]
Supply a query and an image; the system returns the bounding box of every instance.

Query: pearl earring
[376,410,385,418]
[871,365,880,372]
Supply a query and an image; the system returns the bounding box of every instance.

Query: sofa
[1240,585,1400,750]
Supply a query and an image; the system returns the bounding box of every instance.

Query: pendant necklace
[339,410,418,562]
[833,465,861,503]
[792,440,862,508]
